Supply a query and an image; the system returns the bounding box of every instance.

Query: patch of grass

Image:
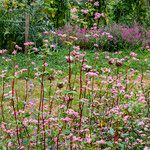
[0,48,149,73]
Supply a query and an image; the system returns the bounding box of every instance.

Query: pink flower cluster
[94,12,105,19]
[24,42,35,46]
[66,109,79,118]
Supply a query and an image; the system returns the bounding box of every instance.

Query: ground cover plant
[0,42,150,149]
[0,0,150,150]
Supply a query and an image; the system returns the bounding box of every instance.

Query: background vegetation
[0,0,149,51]
[0,1,150,149]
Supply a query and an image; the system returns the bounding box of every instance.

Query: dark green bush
[0,0,70,51]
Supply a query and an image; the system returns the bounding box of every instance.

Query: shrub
[50,23,148,51]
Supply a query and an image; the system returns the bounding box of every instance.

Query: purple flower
[96,139,106,144]
[94,12,101,19]
[62,117,72,122]
[86,71,98,77]
[147,31,150,38]
[94,1,99,6]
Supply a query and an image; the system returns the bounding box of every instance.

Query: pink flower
[132,57,139,60]
[33,47,38,52]
[69,36,78,41]
[81,9,88,14]
[94,12,101,19]
[66,109,79,118]
[58,33,66,38]
[20,69,27,73]
[146,46,149,49]
[72,136,78,142]
[24,42,35,46]
[15,45,22,50]
[86,137,92,143]
[0,49,7,54]
[123,116,129,122]
[31,62,35,65]
[43,39,49,43]
[8,142,13,147]
[59,105,65,109]
[124,94,132,99]
[44,43,48,47]
[138,96,146,104]
[35,73,40,77]
[86,71,98,77]
[124,104,129,109]
[73,46,80,51]
[137,121,145,126]
[20,146,25,150]
[108,34,113,39]
[71,8,78,13]
[65,56,74,63]
[15,65,19,69]
[50,44,56,49]
[94,1,99,6]
[94,12,105,19]
[71,15,78,19]
[130,52,138,57]
[43,63,48,67]
[43,31,50,35]
[72,136,82,142]
[64,96,70,101]
[144,147,149,150]
[101,13,105,17]
[62,117,72,122]
[94,44,99,47]
[0,74,6,78]
[93,34,99,38]
[12,50,17,55]
[96,139,106,144]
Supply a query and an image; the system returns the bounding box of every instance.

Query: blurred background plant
[0,0,70,51]
[0,0,149,52]
[53,23,148,51]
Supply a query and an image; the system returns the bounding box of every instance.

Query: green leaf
[121,133,129,138]
[107,141,113,147]
[63,90,77,95]
[2,146,6,150]
[109,128,115,135]
[7,76,15,80]
[23,139,29,145]
[65,129,71,135]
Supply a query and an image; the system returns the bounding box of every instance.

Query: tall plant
[0,0,70,51]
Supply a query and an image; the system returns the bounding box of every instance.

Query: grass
[0,48,150,73]
[1,48,149,102]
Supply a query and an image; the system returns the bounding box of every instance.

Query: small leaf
[2,146,6,150]
[63,90,77,95]
[109,128,115,135]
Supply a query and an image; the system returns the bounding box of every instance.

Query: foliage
[0,44,150,149]
[49,23,149,51]
[0,0,150,51]
[0,0,70,50]
[0,0,150,149]
[108,0,149,25]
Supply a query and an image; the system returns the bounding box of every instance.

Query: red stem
[11,78,20,147]
[1,80,5,121]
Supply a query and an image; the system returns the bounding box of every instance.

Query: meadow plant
[0,41,149,149]
[50,23,149,51]
[0,2,149,148]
